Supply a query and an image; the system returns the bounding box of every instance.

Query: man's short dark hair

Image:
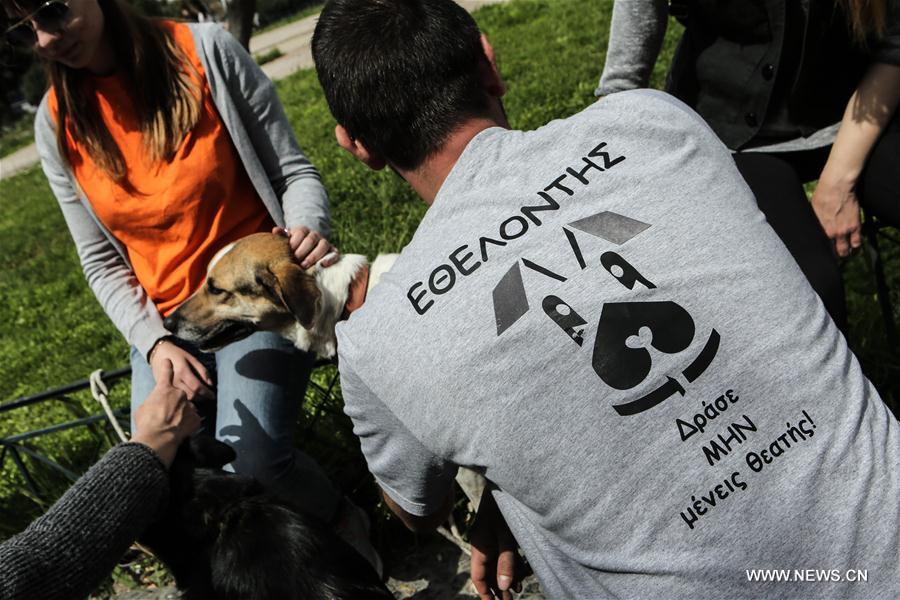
[312,0,492,171]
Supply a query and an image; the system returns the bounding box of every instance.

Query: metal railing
[863,217,899,350]
[0,367,132,501]
[0,359,342,503]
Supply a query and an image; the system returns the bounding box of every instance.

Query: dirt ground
[385,532,544,599]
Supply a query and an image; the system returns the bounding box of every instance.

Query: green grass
[254,47,285,65]
[4,0,639,544]
[0,166,129,535]
[0,0,897,593]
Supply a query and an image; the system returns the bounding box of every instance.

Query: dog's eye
[207,281,226,296]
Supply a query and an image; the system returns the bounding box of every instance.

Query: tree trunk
[226,0,256,50]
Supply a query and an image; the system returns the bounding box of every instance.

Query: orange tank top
[50,21,274,316]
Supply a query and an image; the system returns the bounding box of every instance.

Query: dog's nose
[163,311,182,333]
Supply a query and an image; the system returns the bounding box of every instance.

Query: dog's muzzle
[163,312,257,353]
[163,311,186,335]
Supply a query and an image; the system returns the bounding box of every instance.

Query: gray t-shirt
[336,90,900,599]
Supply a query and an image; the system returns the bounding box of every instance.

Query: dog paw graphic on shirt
[493,211,720,416]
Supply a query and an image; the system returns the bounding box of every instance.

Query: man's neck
[398,114,509,206]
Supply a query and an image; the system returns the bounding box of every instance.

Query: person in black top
[598,0,900,332]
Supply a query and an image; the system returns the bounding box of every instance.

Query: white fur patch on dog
[369,254,399,291]
[208,242,236,273]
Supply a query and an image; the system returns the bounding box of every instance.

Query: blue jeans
[130,331,341,522]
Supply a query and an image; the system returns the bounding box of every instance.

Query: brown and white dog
[163,232,487,512]
[163,232,397,357]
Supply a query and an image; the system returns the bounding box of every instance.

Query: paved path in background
[0,0,507,181]
[0,142,38,181]
[251,0,506,79]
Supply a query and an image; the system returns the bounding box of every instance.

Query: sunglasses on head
[4,0,70,48]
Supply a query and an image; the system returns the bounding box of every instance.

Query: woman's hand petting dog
[132,359,203,468]
[149,338,215,401]
[273,226,340,269]
[470,489,532,600]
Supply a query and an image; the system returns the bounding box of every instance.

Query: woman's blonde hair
[838,0,887,45]
[4,0,201,183]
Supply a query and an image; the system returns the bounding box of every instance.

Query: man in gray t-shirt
[312,1,900,598]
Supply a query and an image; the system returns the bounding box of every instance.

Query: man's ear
[268,260,321,329]
[479,34,506,98]
[335,124,387,170]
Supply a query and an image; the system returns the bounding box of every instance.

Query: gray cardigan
[34,23,331,358]
[596,0,900,153]
[0,443,169,600]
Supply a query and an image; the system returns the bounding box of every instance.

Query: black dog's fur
[139,436,393,599]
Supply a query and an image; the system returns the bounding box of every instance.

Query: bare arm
[811,63,900,256]
[381,486,454,533]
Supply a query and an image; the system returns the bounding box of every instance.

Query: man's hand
[470,489,530,600]
[273,226,340,269]
[149,338,214,401]
[132,360,202,468]
[811,174,863,258]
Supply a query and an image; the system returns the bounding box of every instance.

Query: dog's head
[138,436,249,595]
[163,233,321,353]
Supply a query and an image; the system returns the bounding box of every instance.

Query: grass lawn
[0,0,897,594]
[255,1,324,34]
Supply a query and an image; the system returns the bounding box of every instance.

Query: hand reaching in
[132,359,202,468]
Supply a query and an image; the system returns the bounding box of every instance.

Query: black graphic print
[492,211,720,416]
[543,296,588,346]
[593,301,695,390]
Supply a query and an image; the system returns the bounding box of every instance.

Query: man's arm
[596,0,669,97]
[381,486,455,532]
[469,487,530,600]
[338,348,458,530]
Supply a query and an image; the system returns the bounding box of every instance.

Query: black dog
[139,436,393,599]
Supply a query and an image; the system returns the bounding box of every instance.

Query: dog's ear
[189,435,237,469]
[261,260,320,329]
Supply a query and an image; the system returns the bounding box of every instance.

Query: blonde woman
[2,0,378,567]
